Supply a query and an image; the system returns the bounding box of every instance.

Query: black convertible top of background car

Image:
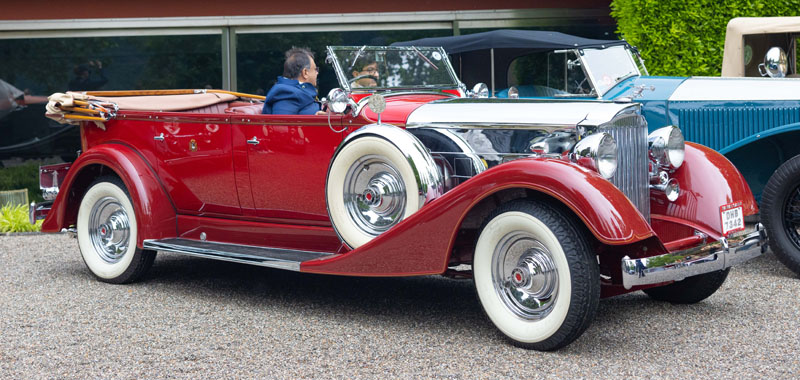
[392,29,630,92]
[391,29,628,54]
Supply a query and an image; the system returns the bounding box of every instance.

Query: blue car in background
[395,29,800,275]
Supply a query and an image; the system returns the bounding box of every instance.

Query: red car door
[232,114,345,225]
[154,114,241,215]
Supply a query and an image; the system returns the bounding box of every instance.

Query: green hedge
[611,0,800,76]
[0,163,43,203]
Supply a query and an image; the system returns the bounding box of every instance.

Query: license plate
[720,201,744,236]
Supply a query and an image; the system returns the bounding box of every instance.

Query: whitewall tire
[473,199,599,351]
[327,136,422,248]
[77,176,156,284]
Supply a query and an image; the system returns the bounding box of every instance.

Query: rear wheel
[473,199,599,351]
[762,155,800,275]
[77,176,155,284]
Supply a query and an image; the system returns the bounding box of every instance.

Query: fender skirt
[41,143,177,247]
[302,158,655,276]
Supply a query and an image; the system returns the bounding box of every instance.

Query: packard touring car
[397,29,800,275]
[35,46,766,350]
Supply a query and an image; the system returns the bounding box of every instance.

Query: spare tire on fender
[326,124,444,249]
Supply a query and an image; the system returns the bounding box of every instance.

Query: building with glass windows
[0,0,614,164]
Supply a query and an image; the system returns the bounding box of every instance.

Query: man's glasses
[360,67,378,74]
[306,66,320,73]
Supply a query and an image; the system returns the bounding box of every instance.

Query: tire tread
[477,199,600,351]
[762,154,800,275]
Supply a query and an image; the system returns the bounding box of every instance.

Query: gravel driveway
[1,233,798,379]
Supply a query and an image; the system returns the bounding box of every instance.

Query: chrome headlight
[572,132,618,179]
[648,126,685,169]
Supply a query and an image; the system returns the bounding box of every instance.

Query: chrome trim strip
[143,238,336,271]
[668,77,800,101]
[621,224,767,289]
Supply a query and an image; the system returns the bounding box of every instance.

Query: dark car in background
[1,79,79,166]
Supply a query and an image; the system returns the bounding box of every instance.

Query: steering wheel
[348,74,378,86]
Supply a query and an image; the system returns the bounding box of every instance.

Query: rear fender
[651,142,757,240]
[301,158,655,276]
[41,143,176,247]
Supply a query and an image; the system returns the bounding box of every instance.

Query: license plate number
[720,202,744,236]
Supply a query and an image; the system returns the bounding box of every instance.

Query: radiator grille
[599,112,650,221]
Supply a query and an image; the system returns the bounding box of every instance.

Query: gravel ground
[1,233,798,379]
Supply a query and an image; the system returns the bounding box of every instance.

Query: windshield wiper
[412,46,439,70]
[349,45,367,70]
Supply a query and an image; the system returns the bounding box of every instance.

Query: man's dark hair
[283,47,314,79]
[352,54,377,72]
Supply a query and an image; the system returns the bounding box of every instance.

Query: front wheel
[761,155,800,275]
[77,176,156,284]
[473,199,599,351]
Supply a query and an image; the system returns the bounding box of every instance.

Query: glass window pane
[0,34,221,164]
[236,29,451,96]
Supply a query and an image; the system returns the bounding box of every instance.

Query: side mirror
[758,47,788,78]
[325,88,356,114]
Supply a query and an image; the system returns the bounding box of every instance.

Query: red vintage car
[36,46,766,351]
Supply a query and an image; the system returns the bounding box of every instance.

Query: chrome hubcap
[492,232,558,320]
[88,197,131,263]
[343,155,406,236]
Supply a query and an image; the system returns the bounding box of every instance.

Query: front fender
[651,142,757,240]
[301,158,654,276]
[41,143,177,247]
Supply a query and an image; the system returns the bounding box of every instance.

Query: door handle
[154,133,165,141]
[247,137,260,145]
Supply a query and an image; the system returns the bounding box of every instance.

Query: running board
[142,238,337,271]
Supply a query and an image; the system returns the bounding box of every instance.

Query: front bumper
[621,224,767,289]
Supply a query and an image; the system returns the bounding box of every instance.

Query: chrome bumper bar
[621,224,767,289]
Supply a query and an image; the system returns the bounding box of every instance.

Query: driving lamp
[572,132,618,179]
[648,126,685,169]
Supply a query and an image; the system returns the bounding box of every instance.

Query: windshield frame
[326,46,463,93]
[578,45,642,97]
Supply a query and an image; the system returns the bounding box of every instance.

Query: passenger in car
[262,47,325,115]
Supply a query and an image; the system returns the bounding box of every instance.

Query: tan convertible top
[722,17,800,76]
[92,92,237,111]
[46,90,263,126]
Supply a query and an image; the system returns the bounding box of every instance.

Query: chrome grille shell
[598,109,650,221]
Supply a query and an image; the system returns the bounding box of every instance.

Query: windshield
[581,45,640,95]
[327,46,461,91]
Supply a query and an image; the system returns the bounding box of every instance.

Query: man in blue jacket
[262,47,325,115]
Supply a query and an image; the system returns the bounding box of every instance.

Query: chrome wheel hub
[492,232,559,320]
[89,197,131,263]
[343,155,406,236]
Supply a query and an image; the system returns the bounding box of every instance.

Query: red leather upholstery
[225,104,264,114]
[184,102,233,114]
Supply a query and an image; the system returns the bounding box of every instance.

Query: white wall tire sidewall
[327,136,421,248]
[77,181,138,280]
[474,211,572,344]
